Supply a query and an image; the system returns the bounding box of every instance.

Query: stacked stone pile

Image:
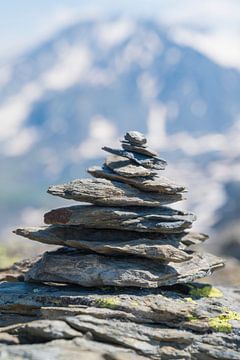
[14,131,224,288]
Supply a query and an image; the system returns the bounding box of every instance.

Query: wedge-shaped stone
[24,248,224,288]
[88,165,186,194]
[47,178,183,207]
[102,146,167,170]
[14,226,192,262]
[121,141,158,157]
[105,155,157,178]
[44,205,196,233]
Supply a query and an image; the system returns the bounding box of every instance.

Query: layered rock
[14,130,224,288]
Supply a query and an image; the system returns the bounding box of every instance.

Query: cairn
[14,131,224,288]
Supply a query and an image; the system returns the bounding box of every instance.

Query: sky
[0,0,240,68]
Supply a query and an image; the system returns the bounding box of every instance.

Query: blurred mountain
[0,18,240,258]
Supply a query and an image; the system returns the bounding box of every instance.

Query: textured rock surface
[24,248,223,287]
[48,178,183,207]
[0,281,240,359]
[105,155,157,178]
[88,165,186,194]
[14,226,192,262]
[102,147,167,170]
[44,205,196,233]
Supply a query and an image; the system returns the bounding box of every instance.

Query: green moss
[188,284,223,298]
[131,300,140,307]
[209,307,240,333]
[187,314,199,322]
[184,297,196,304]
[95,297,120,309]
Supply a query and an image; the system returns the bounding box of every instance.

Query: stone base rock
[0,281,240,359]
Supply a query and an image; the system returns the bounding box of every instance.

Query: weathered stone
[124,131,147,146]
[66,315,192,359]
[102,147,167,170]
[14,226,192,262]
[48,178,183,207]
[24,248,223,288]
[121,141,158,157]
[12,320,81,343]
[88,165,186,194]
[105,155,157,178]
[44,205,196,233]
[0,282,238,333]
[13,226,194,248]
[0,337,145,360]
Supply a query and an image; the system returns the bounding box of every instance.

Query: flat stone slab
[88,165,186,194]
[14,226,192,262]
[121,141,158,157]
[24,248,224,288]
[44,205,196,233]
[105,155,157,178]
[48,178,183,207]
[102,146,167,170]
[0,281,239,359]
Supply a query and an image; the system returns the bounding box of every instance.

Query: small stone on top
[124,131,147,146]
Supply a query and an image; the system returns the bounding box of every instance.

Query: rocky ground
[0,258,239,360]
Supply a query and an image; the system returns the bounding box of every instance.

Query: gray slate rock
[24,248,224,288]
[0,338,139,360]
[102,147,167,170]
[14,226,206,248]
[14,226,192,262]
[0,282,237,333]
[124,131,147,145]
[121,141,158,157]
[105,155,157,178]
[16,320,81,342]
[44,205,196,233]
[48,178,183,207]
[88,165,186,194]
